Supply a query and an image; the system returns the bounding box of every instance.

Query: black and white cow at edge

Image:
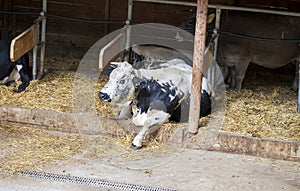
[99,59,214,149]
[0,40,30,92]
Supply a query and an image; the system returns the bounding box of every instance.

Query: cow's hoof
[16,87,26,93]
[17,82,30,93]
[130,143,141,150]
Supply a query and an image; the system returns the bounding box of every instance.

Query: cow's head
[99,62,138,103]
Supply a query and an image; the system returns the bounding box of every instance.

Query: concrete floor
[0,149,299,191]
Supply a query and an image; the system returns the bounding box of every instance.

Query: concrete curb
[0,105,299,162]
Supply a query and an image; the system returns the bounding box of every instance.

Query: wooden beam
[10,24,40,62]
[99,33,124,71]
[188,0,208,134]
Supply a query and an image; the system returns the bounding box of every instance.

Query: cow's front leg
[16,65,30,93]
[131,124,150,150]
[131,110,170,150]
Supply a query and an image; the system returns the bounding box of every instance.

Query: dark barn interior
[1,0,300,58]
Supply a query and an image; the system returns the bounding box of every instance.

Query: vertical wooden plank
[104,0,110,34]
[9,0,16,39]
[188,0,208,134]
[2,0,9,40]
[11,15,16,39]
[10,24,40,62]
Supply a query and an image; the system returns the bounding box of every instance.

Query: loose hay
[84,135,177,162]
[0,71,113,117]
[0,125,85,172]
[223,87,300,141]
[0,72,76,112]
[0,124,177,172]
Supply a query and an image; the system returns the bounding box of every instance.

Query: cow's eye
[119,79,125,84]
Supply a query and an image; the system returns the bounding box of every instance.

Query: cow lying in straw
[99,59,214,149]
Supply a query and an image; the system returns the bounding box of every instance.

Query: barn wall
[9,0,199,58]
[1,0,300,58]
[0,0,16,40]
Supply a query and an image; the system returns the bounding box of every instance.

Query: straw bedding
[0,125,85,172]
[0,124,177,172]
[224,88,299,141]
[0,58,299,172]
[0,65,298,141]
[222,66,299,141]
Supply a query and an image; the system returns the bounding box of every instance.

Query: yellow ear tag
[207,13,215,24]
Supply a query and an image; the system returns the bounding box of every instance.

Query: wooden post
[188,0,208,134]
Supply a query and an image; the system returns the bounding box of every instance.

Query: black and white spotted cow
[99,59,214,149]
[0,40,30,92]
[130,76,212,149]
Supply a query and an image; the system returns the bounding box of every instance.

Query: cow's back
[217,11,300,68]
[0,40,14,80]
[139,59,192,94]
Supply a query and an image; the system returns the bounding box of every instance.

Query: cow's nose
[99,92,111,102]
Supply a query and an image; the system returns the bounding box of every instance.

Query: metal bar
[128,0,133,22]
[208,4,300,17]
[32,45,38,80]
[208,7,221,87]
[133,0,300,18]
[39,0,47,79]
[134,0,196,6]
[34,16,43,24]
[125,0,133,62]
[188,0,208,134]
[213,7,221,59]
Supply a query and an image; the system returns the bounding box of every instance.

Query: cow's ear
[132,77,143,88]
[106,65,116,76]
